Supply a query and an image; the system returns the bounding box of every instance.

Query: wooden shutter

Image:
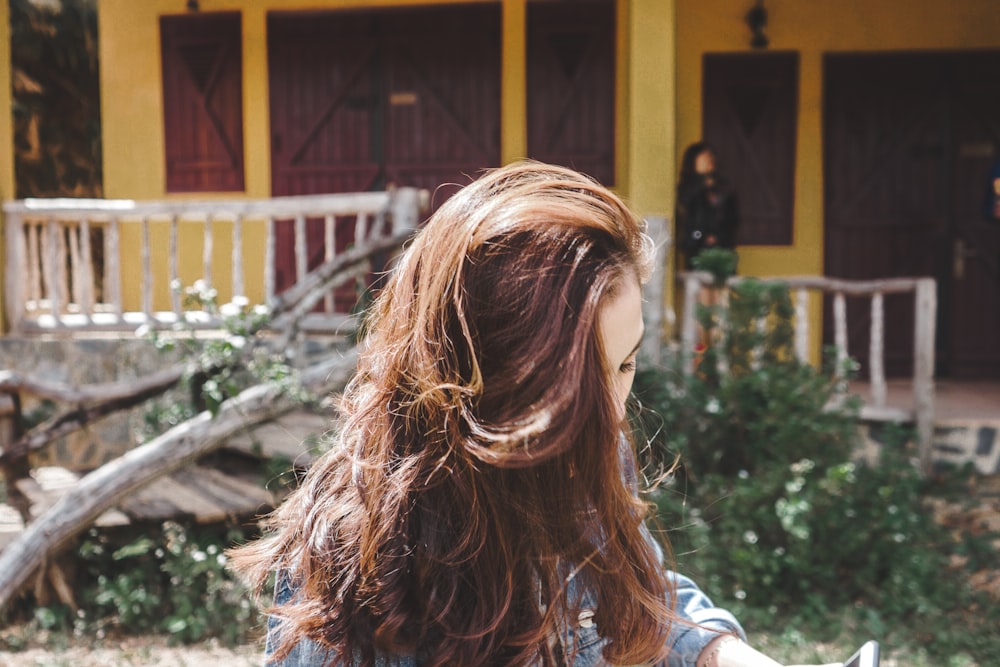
[527,0,616,186]
[703,52,798,245]
[160,12,244,193]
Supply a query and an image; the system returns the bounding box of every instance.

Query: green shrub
[72,521,262,645]
[632,278,1000,661]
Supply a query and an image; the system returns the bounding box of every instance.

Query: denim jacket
[266,442,745,666]
[268,564,744,667]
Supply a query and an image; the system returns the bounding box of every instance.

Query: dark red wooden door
[526,0,616,186]
[161,12,244,193]
[266,5,501,297]
[824,52,1000,379]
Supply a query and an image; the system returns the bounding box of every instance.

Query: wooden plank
[117,474,224,524]
[223,411,330,463]
[13,467,129,526]
[0,504,25,552]
[170,467,273,520]
[859,404,914,422]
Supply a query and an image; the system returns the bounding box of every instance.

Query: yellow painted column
[0,0,14,331]
[500,0,527,164]
[624,0,676,332]
[242,6,271,198]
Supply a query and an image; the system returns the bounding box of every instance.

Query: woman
[676,142,740,270]
[231,162,832,667]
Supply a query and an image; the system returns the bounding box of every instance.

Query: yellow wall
[0,0,12,329]
[676,0,1000,357]
[98,0,677,312]
[677,0,1000,278]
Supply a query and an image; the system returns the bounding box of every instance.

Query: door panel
[526,0,616,186]
[267,6,501,299]
[824,52,1000,379]
[950,53,1000,377]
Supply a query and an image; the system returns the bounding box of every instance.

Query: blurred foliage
[632,278,1000,663]
[10,0,102,197]
[691,247,738,286]
[1,521,265,647]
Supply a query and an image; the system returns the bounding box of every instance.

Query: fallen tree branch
[0,348,357,614]
[0,366,186,463]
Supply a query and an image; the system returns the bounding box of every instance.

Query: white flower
[134,324,150,338]
[219,302,242,318]
[743,530,758,545]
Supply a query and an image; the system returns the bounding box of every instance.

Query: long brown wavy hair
[230,161,677,666]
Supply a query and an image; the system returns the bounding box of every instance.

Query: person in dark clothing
[675,142,740,270]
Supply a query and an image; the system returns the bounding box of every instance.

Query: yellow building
[6,0,1000,377]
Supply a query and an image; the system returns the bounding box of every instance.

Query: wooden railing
[2,188,428,334]
[679,272,937,471]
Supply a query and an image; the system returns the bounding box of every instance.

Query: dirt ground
[0,636,261,667]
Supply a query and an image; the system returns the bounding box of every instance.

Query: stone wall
[0,336,186,470]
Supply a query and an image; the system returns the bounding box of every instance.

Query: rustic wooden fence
[2,188,428,334]
[679,272,937,471]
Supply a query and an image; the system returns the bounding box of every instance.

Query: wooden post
[641,215,668,367]
[202,215,214,291]
[794,288,809,364]
[833,292,847,377]
[4,210,27,332]
[232,215,245,300]
[106,217,122,320]
[44,219,63,324]
[79,219,94,319]
[324,214,335,313]
[169,215,181,316]
[869,292,886,408]
[67,223,82,309]
[680,274,701,375]
[390,187,423,233]
[295,213,307,285]
[913,278,937,474]
[141,216,152,320]
[27,222,40,306]
[265,216,276,303]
